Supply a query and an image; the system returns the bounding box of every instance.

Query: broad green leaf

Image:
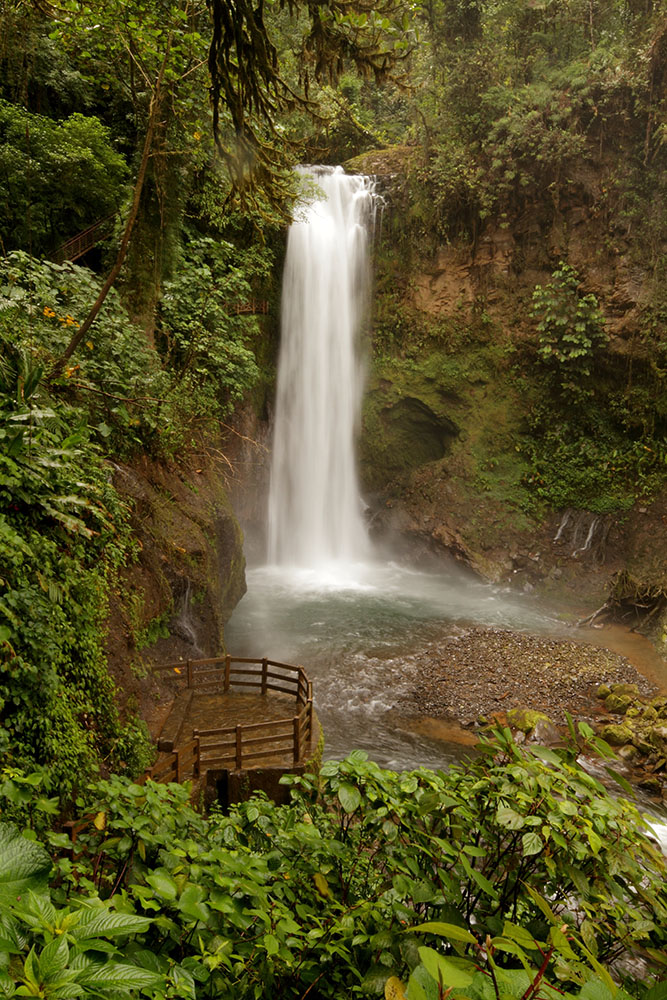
[406,964,437,1000]
[0,824,51,903]
[646,983,667,1000]
[586,828,602,855]
[496,806,525,830]
[411,922,476,944]
[146,870,178,900]
[529,746,562,766]
[525,885,558,922]
[521,831,543,856]
[76,961,163,989]
[579,979,614,1000]
[548,925,576,959]
[417,948,474,988]
[338,782,361,814]
[461,857,498,900]
[178,885,209,923]
[501,922,541,949]
[264,933,279,956]
[38,936,69,982]
[70,908,152,939]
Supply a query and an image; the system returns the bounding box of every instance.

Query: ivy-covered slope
[0,246,264,795]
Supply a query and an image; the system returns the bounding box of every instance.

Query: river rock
[533,717,562,745]
[610,682,640,696]
[638,775,662,794]
[600,723,634,745]
[605,692,634,714]
[597,683,612,699]
[649,725,667,749]
[507,707,551,733]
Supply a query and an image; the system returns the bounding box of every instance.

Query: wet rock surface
[408,626,656,728]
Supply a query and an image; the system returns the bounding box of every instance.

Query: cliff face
[346,148,667,647]
[104,451,246,736]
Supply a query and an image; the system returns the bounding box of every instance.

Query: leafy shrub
[26,732,664,999]
[531,263,608,399]
[157,237,263,417]
[0,332,151,796]
[0,100,128,255]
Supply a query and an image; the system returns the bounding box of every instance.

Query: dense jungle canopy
[1,0,667,995]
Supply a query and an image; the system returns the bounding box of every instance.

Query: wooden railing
[145,736,200,784]
[150,656,315,780]
[52,214,117,264]
[229,298,269,315]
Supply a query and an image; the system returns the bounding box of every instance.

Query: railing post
[261,657,268,695]
[187,659,193,688]
[175,749,182,783]
[194,735,201,779]
[235,724,243,770]
[224,655,231,692]
[193,730,200,780]
[308,698,314,748]
[293,716,301,765]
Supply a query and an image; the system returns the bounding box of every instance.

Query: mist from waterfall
[267,166,378,570]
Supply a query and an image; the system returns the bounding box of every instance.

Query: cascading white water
[267,166,378,569]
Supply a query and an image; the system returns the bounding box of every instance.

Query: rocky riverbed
[406,625,667,799]
[408,626,657,727]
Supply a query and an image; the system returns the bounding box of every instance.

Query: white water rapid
[267,166,378,570]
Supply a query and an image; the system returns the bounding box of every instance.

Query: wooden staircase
[51,214,117,264]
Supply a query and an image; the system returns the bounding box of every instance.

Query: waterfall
[267,166,378,569]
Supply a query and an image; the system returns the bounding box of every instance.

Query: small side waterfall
[268,166,378,569]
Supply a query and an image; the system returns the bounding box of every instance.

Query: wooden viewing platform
[147,656,318,792]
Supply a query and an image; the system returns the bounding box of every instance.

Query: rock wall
[104,451,246,737]
[348,148,667,652]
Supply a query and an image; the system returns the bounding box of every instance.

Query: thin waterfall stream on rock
[268,166,375,569]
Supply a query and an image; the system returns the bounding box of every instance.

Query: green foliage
[3,733,655,999]
[513,262,667,512]
[531,263,607,399]
[0,769,59,833]
[0,313,152,797]
[400,0,664,243]
[0,822,161,999]
[0,823,51,904]
[0,100,128,256]
[158,237,264,417]
[0,252,172,454]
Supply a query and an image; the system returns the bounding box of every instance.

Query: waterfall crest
[268,166,378,569]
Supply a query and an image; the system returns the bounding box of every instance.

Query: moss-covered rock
[609,682,640,697]
[604,692,634,714]
[600,723,634,746]
[507,707,551,733]
[105,453,247,739]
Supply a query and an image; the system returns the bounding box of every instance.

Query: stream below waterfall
[224,559,666,771]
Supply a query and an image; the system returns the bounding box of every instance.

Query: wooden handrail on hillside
[149,656,315,782]
[229,298,269,315]
[51,215,117,264]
